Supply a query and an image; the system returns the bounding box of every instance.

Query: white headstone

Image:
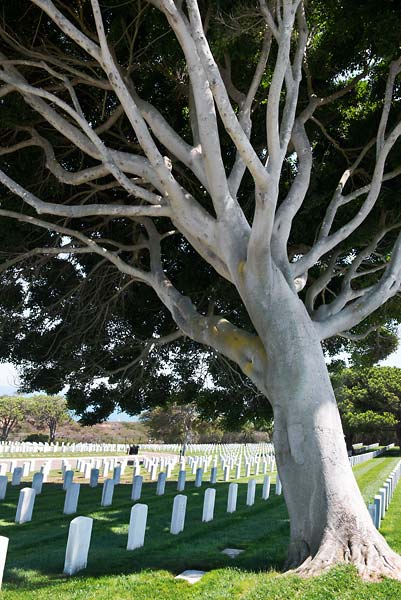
[84,463,91,480]
[194,467,203,488]
[12,467,23,486]
[210,467,217,484]
[156,472,166,496]
[379,487,386,518]
[235,464,241,479]
[32,472,44,495]
[127,503,148,550]
[374,495,382,528]
[246,479,256,506]
[113,465,121,485]
[101,479,115,507]
[15,487,36,524]
[0,476,7,501]
[227,482,238,513]
[262,475,271,500]
[202,488,216,523]
[131,475,143,501]
[64,483,80,515]
[275,475,282,495]
[150,463,158,481]
[223,466,230,482]
[170,494,187,534]
[63,470,74,491]
[63,516,93,575]
[177,470,186,492]
[90,468,99,488]
[0,536,8,589]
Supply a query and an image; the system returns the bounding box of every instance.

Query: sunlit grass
[1,453,401,598]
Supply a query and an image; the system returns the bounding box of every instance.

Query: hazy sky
[2,339,401,420]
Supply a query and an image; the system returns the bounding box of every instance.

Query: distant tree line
[334,367,401,450]
[140,402,272,444]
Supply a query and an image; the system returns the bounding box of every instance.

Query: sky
[2,337,401,421]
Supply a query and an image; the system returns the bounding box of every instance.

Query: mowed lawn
[1,452,401,599]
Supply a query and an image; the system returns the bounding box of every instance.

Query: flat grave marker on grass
[64,516,93,576]
[175,570,206,584]
[221,548,244,559]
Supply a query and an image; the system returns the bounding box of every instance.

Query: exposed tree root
[286,534,401,581]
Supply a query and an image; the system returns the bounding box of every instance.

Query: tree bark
[251,274,401,579]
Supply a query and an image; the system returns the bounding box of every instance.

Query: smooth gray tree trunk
[256,279,401,576]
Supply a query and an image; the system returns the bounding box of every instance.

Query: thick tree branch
[0,168,170,218]
[316,229,401,340]
[186,0,270,191]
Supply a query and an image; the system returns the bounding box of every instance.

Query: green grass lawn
[1,452,401,599]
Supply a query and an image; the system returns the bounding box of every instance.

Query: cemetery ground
[2,452,401,599]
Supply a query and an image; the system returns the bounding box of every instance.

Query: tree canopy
[0,0,401,422]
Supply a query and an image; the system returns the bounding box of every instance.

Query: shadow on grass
[1,478,289,591]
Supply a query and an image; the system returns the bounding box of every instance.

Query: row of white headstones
[0,455,279,520]
[0,441,275,456]
[0,472,282,585]
[0,449,276,501]
[367,459,401,529]
[0,441,129,454]
[0,449,275,481]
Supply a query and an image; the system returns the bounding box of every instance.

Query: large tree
[28,394,70,442]
[1,0,401,578]
[0,396,25,441]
